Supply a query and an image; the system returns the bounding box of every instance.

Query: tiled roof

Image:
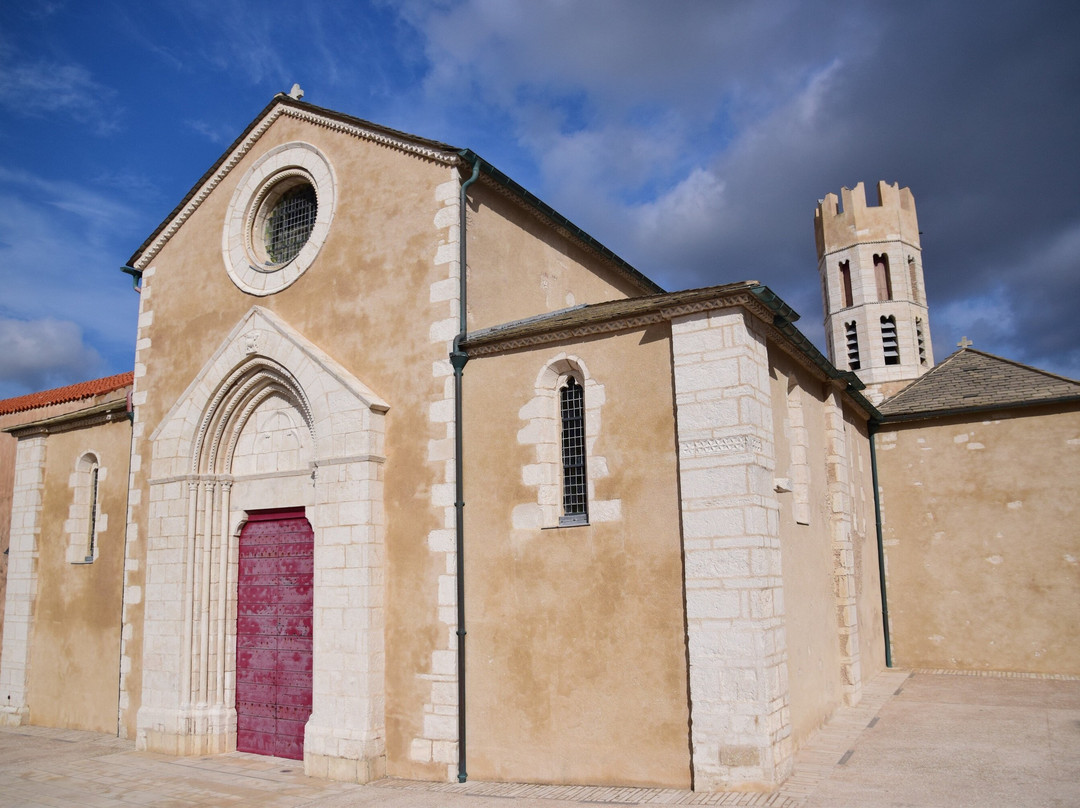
[0,372,133,416]
[878,349,1080,421]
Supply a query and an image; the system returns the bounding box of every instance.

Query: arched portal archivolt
[176,357,317,720]
[193,357,315,476]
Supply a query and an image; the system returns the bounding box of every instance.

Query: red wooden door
[236,509,314,760]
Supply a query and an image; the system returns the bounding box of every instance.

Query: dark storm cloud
[413,0,1080,377]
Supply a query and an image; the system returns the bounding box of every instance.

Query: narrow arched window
[874,253,893,301]
[68,452,103,563]
[86,461,100,560]
[559,376,588,526]
[839,260,853,308]
[908,256,921,305]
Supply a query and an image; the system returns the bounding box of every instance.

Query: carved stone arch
[192,357,316,476]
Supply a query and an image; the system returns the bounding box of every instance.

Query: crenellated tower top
[815,181,934,402]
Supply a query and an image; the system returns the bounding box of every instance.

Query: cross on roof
[957,336,973,349]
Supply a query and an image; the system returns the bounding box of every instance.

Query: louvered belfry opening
[881,315,900,365]
[845,321,861,370]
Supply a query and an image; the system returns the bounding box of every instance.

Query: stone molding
[671,307,793,790]
[0,435,47,727]
[409,171,464,778]
[6,400,128,438]
[221,142,336,296]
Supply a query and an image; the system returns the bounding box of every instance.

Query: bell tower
[815,181,934,402]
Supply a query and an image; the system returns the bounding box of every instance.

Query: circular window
[265,182,317,265]
[250,177,317,267]
[223,143,335,296]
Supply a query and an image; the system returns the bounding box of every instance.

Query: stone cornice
[463,292,768,358]
[5,399,129,438]
[818,237,922,261]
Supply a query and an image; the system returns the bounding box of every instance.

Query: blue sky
[1,0,1078,398]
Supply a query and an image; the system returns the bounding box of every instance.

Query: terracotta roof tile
[0,372,134,416]
[878,349,1080,420]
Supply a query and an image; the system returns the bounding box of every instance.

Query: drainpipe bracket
[450,349,469,372]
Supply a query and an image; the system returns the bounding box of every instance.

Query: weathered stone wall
[671,307,792,790]
[877,404,1080,674]
[0,404,130,732]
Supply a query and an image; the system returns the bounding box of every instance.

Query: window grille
[265,185,317,265]
[916,318,927,365]
[881,315,900,365]
[559,377,588,526]
[86,463,99,561]
[845,321,861,370]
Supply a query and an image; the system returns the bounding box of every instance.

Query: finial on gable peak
[288,83,304,100]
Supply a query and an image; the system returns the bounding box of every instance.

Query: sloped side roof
[878,349,1080,421]
[463,280,877,419]
[0,372,133,416]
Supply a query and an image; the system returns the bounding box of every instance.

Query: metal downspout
[451,156,481,783]
[868,422,893,667]
[115,271,141,735]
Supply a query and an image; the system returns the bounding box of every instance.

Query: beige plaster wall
[1,397,128,673]
[127,109,662,770]
[466,182,649,331]
[768,357,843,748]
[461,327,691,788]
[26,417,130,732]
[765,350,884,749]
[877,405,1080,674]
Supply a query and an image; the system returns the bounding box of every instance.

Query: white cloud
[0,170,142,360]
[0,316,103,397]
[0,59,119,135]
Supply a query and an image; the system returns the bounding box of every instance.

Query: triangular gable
[129,95,461,270]
[879,348,1080,420]
[129,96,663,296]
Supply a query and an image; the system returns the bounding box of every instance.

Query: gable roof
[0,372,133,416]
[129,94,662,295]
[878,348,1080,422]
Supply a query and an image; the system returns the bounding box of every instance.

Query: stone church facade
[1,94,1074,792]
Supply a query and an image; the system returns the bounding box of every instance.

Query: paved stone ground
[1,669,1077,807]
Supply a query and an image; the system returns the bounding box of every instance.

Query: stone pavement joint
[2,668,1079,807]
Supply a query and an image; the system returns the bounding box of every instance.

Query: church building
[1,92,1075,793]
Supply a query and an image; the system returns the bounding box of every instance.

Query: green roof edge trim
[749,285,880,419]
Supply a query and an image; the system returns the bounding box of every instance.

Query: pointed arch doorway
[236,508,314,760]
